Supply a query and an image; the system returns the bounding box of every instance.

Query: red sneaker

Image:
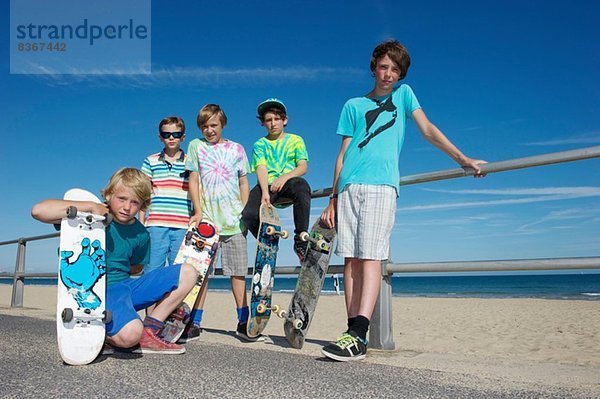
[132,328,186,355]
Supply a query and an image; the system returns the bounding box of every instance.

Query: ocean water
[1,273,599,300]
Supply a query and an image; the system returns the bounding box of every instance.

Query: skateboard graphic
[158,221,219,343]
[283,218,336,349]
[57,188,112,365]
[246,204,288,338]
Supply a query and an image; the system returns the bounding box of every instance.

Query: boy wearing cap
[241,98,311,262]
[319,40,485,362]
[140,116,192,281]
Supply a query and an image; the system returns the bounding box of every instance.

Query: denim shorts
[105,265,181,336]
[146,226,187,273]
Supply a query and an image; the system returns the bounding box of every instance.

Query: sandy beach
[1,285,599,393]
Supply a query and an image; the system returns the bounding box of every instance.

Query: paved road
[0,314,588,398]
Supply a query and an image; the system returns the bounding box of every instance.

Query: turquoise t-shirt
[336,84,421,195]
[251,133,309,184]
[105,219,150,285]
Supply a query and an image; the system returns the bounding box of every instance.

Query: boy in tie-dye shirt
[241,98,311,263]
[184,104,262,342]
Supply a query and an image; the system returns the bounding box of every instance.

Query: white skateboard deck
[56,188,109,365]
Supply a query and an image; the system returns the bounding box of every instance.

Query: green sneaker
[321,331,367,362]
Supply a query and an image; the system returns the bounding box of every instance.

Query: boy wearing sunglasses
[140,116,192,279]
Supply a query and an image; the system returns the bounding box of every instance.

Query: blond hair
[197,103,228,129]
[101,168,152,211]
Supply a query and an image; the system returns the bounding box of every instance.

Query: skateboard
[158,221,219,343]
[57,188,112,365]
[246,204,288,338]
[283,218,336,349]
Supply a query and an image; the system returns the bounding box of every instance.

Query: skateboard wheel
[61,308,73,322]
[293,319,303,329]
[102,310,112,324]
[185,230,194,242]
[272,304,280,313]
[103,213,113,226]
[66,206,78,219]
[277,309,287,318]
[280,230,289,239]
[317,239,328,250]
[265,226,276,236]
[299,231,309,242]
[256,304,266,314]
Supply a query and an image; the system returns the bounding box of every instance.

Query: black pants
[242,177,311,241]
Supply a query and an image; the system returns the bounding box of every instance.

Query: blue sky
[1,0,599,274]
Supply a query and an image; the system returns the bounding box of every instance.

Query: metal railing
[2,146,599,349]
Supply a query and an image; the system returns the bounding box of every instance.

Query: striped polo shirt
[141,150,192,229]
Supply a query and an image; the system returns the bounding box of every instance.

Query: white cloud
[524,132,600,146]
[24,64,364,88]
[422,187,600,196]
[398,186,600,212]
[517,207,600,232]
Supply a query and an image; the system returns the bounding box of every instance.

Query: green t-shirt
[250,133,309,184]
[105,219,150,285]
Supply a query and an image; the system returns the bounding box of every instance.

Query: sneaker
[321,331,367,362]
[293,239,308,263]
[132,327,186,354]
[101,342,115,356]
[236,322,266,342]
[177,324,202,344]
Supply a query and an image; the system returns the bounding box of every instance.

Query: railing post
[369,259,395,350]
[11,239,26,308]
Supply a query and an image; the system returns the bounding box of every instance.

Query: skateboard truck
[299,231,330,252]
[256,303,287,319]
[273,307,303,329]
[61,307,112,324]
[66,206,112,227]
[265,226,289,239]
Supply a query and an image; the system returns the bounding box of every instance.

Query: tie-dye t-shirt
[250,133,309,184]
[186,138,250,236]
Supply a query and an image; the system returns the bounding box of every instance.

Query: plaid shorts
[210,233,248,277]
[336,184,397,260]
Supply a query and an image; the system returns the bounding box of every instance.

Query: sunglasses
[160,131,184,139]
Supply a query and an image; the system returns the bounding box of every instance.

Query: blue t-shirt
[105,219,150,285]
[336,84,421,195]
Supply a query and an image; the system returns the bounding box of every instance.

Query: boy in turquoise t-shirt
[320,40,485,362]
[241,98,311,262]
[31,168,199,355]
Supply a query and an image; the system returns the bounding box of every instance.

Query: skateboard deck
[283,218,336,349]
[247,204,288,338]
[57,188,111,365]
[158,221,219,343]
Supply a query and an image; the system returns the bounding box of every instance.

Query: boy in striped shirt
[140,116,193,276]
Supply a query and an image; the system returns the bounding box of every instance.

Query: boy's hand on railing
[461,158,487,178]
